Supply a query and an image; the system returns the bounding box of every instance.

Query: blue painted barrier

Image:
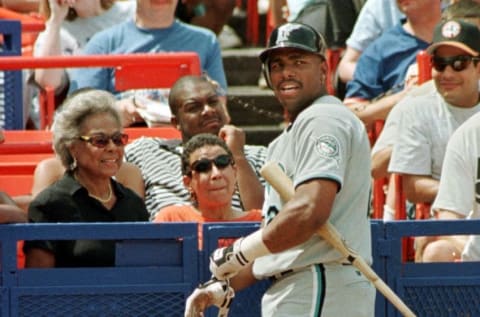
[0,222,198,317]
[0,220,478,316]
[382,219,480,317]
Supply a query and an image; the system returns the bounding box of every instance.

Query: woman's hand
[48,0,73,23]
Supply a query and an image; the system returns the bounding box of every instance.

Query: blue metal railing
[0,220,478,316]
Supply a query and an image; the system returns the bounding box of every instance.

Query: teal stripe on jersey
[313,264,326,317]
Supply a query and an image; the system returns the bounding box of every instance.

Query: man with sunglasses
[185,23,375,316]
[388,19,480,261]
[124,75,266,221]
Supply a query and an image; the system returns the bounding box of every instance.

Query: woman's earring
[70,157,77,171]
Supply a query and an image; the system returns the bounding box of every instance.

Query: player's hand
[209,238,249,280]
[184,279,234,317]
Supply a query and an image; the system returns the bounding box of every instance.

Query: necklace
[88,182,113,204]
[74,173,113,203]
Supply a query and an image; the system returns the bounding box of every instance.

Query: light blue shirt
[69,20,227,94]
[346,0,403,52]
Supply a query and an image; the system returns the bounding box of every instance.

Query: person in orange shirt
[154,133,262,249]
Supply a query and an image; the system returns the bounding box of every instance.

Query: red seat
[0,127,181,196]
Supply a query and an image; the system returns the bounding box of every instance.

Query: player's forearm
[262,180,335,253]
[229,262,257,291]
[234,156,264,210]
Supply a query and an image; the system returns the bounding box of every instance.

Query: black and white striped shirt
[125,137,267,220]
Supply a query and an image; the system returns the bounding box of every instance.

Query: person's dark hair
[168,75,222,116]
[52,89,122,170]
[442,0,480,21]
[39,0,115,21]
[181,133,234,176]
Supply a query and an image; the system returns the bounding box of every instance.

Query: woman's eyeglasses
[190,154,233,174]
[78,132,129,148]
[431,55,479,72]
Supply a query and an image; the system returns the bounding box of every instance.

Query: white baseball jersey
[389,88,480,179]
[253,95,372,278]
[431,111,480,261]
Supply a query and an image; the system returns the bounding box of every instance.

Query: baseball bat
[260,161,416,317]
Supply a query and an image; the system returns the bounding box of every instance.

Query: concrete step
[227,86,284,146]
[227,85,283,126]
[223,48,263,86]
[242,124,284,146]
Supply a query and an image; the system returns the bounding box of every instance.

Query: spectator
[186,23,374,316]
[154,133,262,249]
[24,89,148,268]
[68,0,227,127]
[337,0,403,83]
[125,75,266,220]
[423,111,480,262]
[371,81,436,221]
[388,20,480,219]
[33,0,135,98]
[344,0,441,128]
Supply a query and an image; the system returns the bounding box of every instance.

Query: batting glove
[184,278,234,317]
[209,230,270,280]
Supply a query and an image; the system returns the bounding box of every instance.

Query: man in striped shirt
[124,75,267,220]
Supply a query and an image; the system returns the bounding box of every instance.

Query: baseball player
[185,23,375,317]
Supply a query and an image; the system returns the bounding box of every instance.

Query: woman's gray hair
[52,89,122,170]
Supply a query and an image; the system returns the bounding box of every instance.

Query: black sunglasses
[431,55,479,72]
[78,132,129,148]
[190,154,233,174]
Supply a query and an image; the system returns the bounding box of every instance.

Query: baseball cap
[259,23,326,63]
[426,19,480,56]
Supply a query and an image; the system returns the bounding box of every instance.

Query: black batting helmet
[260,23,327,88]
[260,22,326,63]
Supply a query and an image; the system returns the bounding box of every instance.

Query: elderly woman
[154,133,262,249]
[24,89,149,268]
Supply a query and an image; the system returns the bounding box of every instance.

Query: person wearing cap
[184,22,375,317]
[387,19,480,262]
